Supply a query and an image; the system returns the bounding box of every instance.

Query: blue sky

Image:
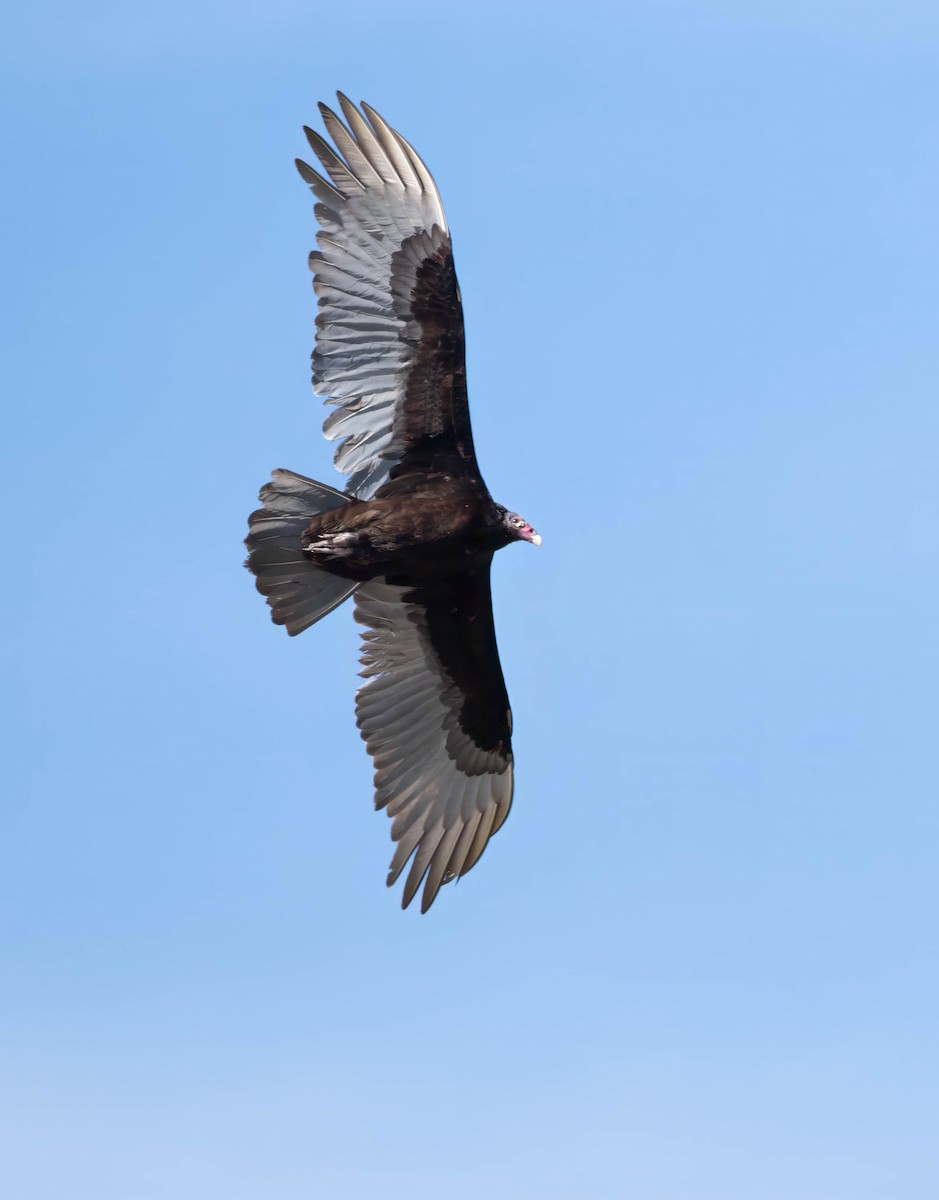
[2,2,938,1197]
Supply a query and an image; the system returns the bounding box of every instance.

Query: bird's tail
[245,469,358,636]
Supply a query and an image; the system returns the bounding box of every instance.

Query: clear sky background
[2,2,938,1197]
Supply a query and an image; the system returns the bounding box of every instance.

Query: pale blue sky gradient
[2,3,938,1197]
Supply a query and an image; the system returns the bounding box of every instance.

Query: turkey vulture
[245,95,540,912]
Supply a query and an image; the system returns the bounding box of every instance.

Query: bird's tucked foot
[301,529,367,566]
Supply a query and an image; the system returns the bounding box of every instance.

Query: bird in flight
[245,95,540,912]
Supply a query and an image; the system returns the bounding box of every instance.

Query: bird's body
[300,475,511,580]
[245,96,539,911]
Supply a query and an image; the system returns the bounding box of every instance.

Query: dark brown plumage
[245,96,539,911]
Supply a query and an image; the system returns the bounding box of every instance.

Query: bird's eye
[512,516,524,527]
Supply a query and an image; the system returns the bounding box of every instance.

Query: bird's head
[502,510,542,547]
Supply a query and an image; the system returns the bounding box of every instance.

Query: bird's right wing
[355,570,514,912]
[298,95,481,498]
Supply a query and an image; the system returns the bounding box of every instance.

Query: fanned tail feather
[245,469,358,636]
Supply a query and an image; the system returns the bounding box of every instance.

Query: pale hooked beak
[521,526,542,547]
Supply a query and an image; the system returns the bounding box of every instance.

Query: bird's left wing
[355,571,514,912]
[297,95,479,498]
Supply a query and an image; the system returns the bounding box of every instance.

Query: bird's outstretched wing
[355,572,514,912]
[297,95,479,498]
